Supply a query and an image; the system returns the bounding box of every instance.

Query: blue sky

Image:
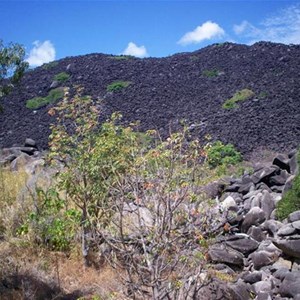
[1,1,300,67]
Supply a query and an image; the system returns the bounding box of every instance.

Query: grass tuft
[110,55,133,60]
[26,87,65,110]
[223,89,255,109]
[202,69,219,78]
[54,72,70,82]
[106,81,132,92]
[42,61,58,70]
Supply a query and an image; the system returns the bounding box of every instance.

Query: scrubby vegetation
[106,80,132,92]
[26,87,65,109]
[53,72,70,82]
[42,61,58,70]
[0,40,28,111]
[110,55,133,60]
[276,150,300,220]
[202,69,219,78]
[205,140,242,168]
[222,88,255,109]
[0,88,251,298]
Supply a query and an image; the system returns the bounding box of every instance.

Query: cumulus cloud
[122,42,148,58]
[233,4,300,44]
[26,40,56,67]
[178,21,225,45]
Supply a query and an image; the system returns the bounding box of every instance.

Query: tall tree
[0,40,28,109]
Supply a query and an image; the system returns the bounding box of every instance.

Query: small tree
[49,89,212,298]
[98,130,211,299]
[49,86,140,265]
[0,40,28,108]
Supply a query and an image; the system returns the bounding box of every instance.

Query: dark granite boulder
[208,244,244,267]
[241,207,266,233]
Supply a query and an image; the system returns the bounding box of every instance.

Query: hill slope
[1,42,299,155]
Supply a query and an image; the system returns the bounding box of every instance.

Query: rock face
[0,42,300,157]
[203,150,300,299]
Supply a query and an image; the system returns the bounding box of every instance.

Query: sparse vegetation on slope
[1,42,300,154]
[110,55,133,60]
[42,61,58,70]
[205,140,242,168]
[223,88,255,109]
[106,80,132,92]
[26,87,65,109]
[53,72,70,82]
[202,69,220,78]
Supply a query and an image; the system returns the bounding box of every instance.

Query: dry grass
[0,166,28,204]
[0,167,29,237]
[0,241,127,299]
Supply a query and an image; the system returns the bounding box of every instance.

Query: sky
[1,0,300,67]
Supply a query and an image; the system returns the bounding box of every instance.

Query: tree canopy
[0,40,28,100]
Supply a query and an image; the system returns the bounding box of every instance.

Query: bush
[106,80,131,92]
[42,61,58,70]
[47,88,221,297]
[54,72,70,82]
[26,87,65,109]
[205,141,242,168]
[202,69,219,78]
[276,150,300,220]
[110,55,133,60]
[223,89,255,109]
[18,188,81,251]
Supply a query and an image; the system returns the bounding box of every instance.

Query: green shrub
[205,141,242,168]
[110,55,133,60]
[276,150,300,220]
[26,87,65,109]
[18,188,81,251]
[106,80,132,92]
[202,69,219,78]
[54,72,70,82]
[223,89,255,109]
[42,61,58,70]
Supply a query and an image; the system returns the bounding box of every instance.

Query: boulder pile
[204,150,300,299]
[0,138,44,174]
[1,42,300,156]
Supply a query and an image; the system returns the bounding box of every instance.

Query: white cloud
[26,40,56,67]
[178,21,225,45]
[122,42,148,58]
[233,4,300,44]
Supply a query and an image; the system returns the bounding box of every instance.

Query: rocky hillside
[1,42,299,155]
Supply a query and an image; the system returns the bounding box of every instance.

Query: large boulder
[273,237,300,259]
[272,154,290,173]
[224,235,259,255]
[249,250,279,270]
[279,271,300,298]
[260,190,275,220]
[241,207,266,233]
[208,244,244,267]
[250,166,279,185]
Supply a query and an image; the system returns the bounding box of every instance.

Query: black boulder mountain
[1,41,299,156]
